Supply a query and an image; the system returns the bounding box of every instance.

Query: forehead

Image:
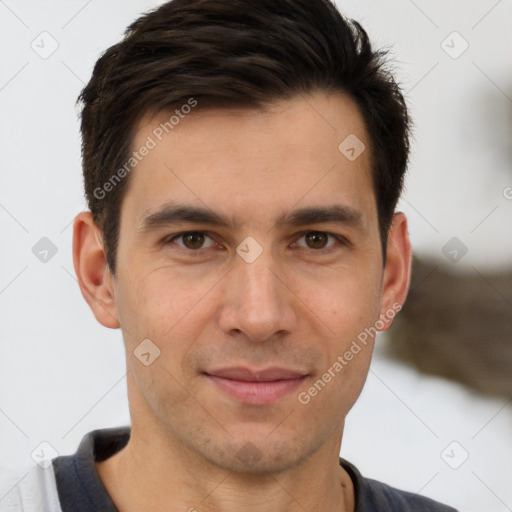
[123,91,375,231]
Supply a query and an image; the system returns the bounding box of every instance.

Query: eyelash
[164,230,348,255]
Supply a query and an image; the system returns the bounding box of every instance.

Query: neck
[96,422,354,512]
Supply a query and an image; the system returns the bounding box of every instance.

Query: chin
[203,435,309,475]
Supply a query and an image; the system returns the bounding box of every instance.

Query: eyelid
[165,230,348,253]
[166,231,217,250]
[291,230,348,251]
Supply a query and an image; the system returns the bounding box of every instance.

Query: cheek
[118,270,215,417]
[294,263,382,338]
[294,267,380,407]
[120,268,199,330]
[116,268,220,375]
[301,332,375,427]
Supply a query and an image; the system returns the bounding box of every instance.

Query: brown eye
[304,232,329,249]
[182,232,205,249]
[293,231,344,252]
[169,231,215,250]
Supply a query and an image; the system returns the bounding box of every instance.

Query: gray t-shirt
[1,426,458,511]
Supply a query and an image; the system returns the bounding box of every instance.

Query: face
[78,91,409,474]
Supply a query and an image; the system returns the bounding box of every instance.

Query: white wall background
[1,1,511,510]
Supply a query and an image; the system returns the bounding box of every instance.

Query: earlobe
[72,212,120,329]
[378,212,412,331]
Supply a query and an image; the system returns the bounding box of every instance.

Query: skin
[73,91,412,512]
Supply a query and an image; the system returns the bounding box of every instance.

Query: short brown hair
[78,0,411,274]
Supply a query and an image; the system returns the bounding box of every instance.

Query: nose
[218,250,298,343]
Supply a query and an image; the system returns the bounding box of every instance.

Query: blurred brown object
[386,257,512,397]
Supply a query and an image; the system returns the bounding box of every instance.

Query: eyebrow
[138,202,363,233]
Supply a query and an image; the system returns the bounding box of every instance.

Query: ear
[72,212,120,329]
[378,212,412,330]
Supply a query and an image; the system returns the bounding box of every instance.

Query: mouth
[203,367,308,405]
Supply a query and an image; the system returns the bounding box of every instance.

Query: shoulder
[360,476,458,512]
[340,458,458,512]
[0,464,62,512]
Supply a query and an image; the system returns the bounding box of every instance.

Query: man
[1,0,458,510]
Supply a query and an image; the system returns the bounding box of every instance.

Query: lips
[204,366,308,405]
[207,367,306,382]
